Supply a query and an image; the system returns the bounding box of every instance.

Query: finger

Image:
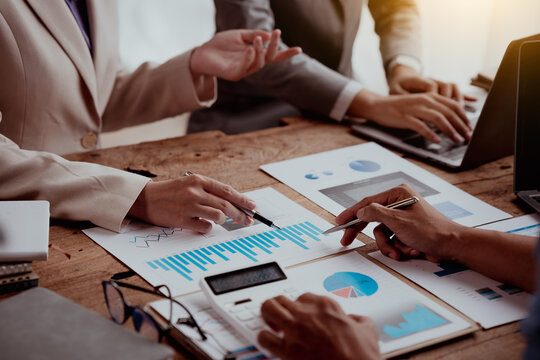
[272,47,302,63]
[258,330,285,357]
[435,81,452,98]
[202,194,252,226]
[349,314,371,323]
[424,96,472,138]
[393,238,421,257]
[408,78,438,93]
[450,83,465,106]
[246,36,266,74]
[416,107,462,143]
[240,30,271,43]
[190,204,227,225]
[340,224,364,247]
[201,177,256,210]
[182,217,213,234]
[389,83,408,95]
[404,115,441,143]
[260,296,296,331]
[335,184,416,225]
[357,204,401,230]
[265,29,280,62]
[296,292,322,304]
[373,224,401,260]
[432,94,472,132]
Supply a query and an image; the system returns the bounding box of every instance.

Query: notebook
[0,287,174,360]
[0,201,50,261]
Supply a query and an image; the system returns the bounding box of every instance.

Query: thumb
[357,203,395,227]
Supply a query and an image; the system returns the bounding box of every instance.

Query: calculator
[199,262,303,356]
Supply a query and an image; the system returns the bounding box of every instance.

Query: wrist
[444,224,475,262]
[388,64,418,84]
[347,89,384,119]
[128,184,149,221]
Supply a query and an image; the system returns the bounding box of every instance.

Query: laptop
[351,34,540,170]
[514,40,540,214]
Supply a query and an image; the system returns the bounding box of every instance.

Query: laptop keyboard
[402,133,467,161]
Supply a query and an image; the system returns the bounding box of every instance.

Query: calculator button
[236,311,255,322]
[246,318,265,331]
[284,287,297,293]
[228,306,244,314]
[245,302,261,310]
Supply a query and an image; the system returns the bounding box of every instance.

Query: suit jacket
[0,0,215,231]
[189,0,421,134]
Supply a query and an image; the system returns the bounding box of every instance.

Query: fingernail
[431,135,442,143]
[391,252,400,260]
[356,208,365,219]
[452,133,464,143]
[247,201,257,210]
[246,218,254,226]
[410,249,420,257]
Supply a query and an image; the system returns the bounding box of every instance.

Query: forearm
[0,137,149,231]
[449,227,537,292]
[102,50,215,132]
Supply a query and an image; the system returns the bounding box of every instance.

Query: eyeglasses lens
[133,308,160,341]
[105,283,125,324]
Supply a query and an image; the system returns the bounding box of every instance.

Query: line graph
[130,228,182,248]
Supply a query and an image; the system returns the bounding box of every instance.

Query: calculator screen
[206,262,287,295]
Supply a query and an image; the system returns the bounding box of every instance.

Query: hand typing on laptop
[347,65,472,144]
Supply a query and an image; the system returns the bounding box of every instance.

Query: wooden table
[32,117,528,359]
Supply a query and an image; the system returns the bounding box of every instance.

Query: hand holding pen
[184,171,280,230]
[334,184,462,261]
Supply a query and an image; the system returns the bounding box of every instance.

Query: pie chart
[349,160,380,172]
[323,272,378,298]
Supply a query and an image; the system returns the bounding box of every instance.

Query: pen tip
[272,224,282,230]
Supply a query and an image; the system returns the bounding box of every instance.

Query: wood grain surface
[14,117,531,359]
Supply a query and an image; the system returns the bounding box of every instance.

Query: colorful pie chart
[323,272,378,298]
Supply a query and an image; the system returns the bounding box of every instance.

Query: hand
[258,293,382,360]
[127,174,256,233]
[388,64,476,105]
[190,29,301,82]
[349,89,472,143]
[335,184,465,262]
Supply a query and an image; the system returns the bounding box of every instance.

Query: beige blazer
[0,0,215,231]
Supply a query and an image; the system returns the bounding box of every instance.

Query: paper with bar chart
[280,252,471,355]
[150,252,471,357]
[369,250,532,329]
[260,142,510,238]
[476,213,540,237]
[83,187,362,296]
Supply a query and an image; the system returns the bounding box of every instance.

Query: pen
[183,171,281,230]
[322,196,419,235]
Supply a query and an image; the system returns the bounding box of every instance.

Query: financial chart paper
[84,187,362,296]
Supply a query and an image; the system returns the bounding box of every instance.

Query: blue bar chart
[146,221,327,282]
[84,187,364,296]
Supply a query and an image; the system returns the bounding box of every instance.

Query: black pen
[237,207,281,230]
[322,196,419,234]
[183,171,281,230]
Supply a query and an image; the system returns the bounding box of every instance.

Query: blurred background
[101,0,540,148]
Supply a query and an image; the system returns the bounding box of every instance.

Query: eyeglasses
[102,279,207,342]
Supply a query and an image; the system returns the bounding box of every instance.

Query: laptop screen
[515,40,540,192]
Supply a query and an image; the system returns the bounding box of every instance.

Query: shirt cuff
[329,81,363,121]
[187,49,217,108]
[387,55,423,76]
